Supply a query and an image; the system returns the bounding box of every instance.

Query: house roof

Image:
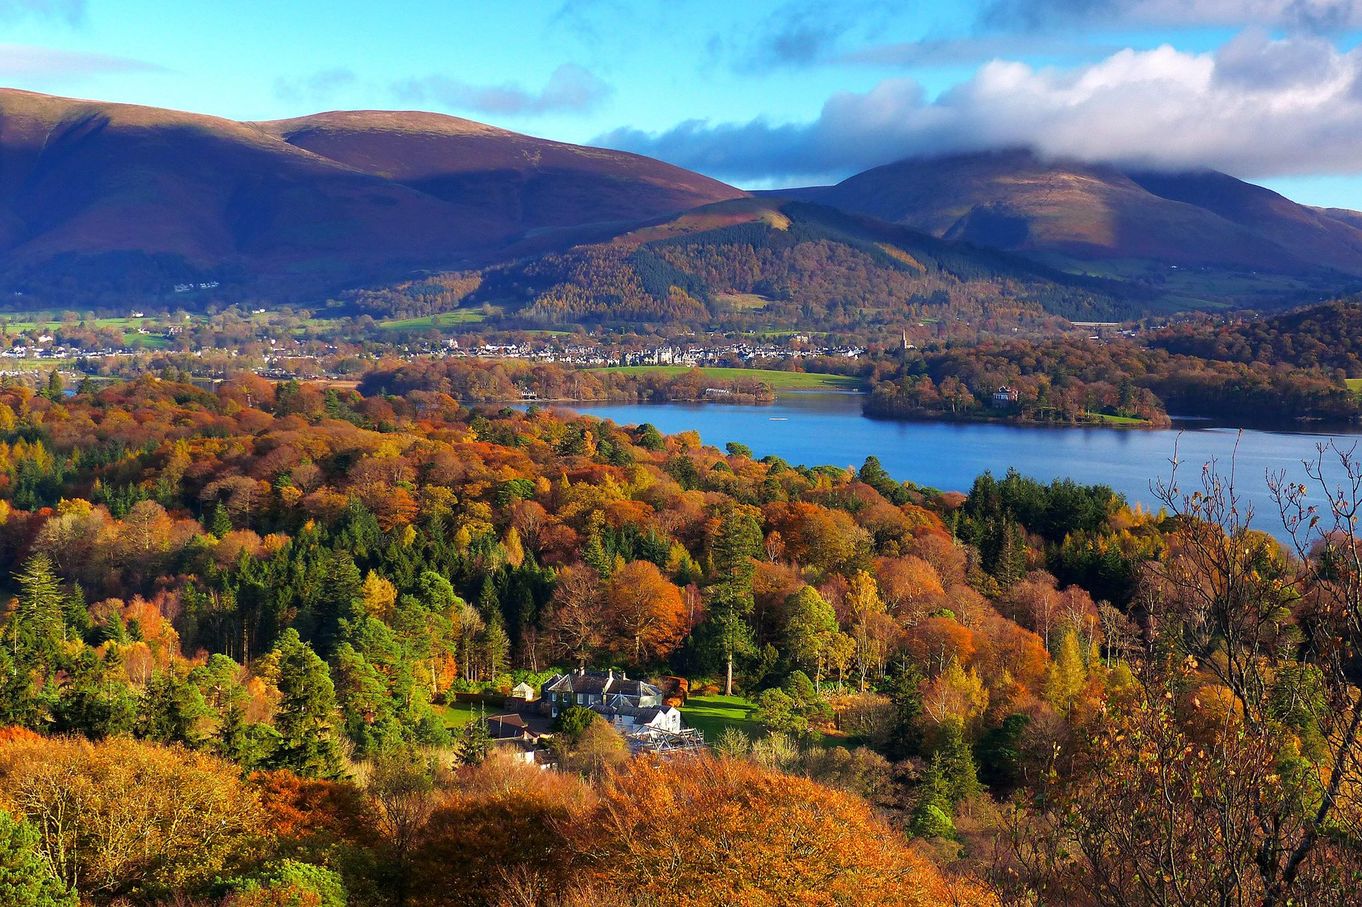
[542,670,662,699]
[486,713,543,740]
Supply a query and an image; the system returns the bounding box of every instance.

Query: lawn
[1086,411,1151,426]
[595,365,863,391]
[1347,377,1362,394]
[680,694,764,742]
[432,701,485,729]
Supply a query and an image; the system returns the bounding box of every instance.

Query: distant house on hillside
[992,386,1020,408]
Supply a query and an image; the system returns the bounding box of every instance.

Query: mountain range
[0,88,1359,315]
[781,150,1362,285]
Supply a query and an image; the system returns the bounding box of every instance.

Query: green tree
[454,714,492,766]
[783,586,846,692]
[139,668,212,748]
[701,505,763,695]
[11,553,65,664]
[270,629,345,778]
[0,809,77,907]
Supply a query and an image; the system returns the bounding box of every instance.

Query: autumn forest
[0,366,1348,906]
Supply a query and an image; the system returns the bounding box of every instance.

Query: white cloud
[273,69,358,104]
[980,0,1362,32]
[0,45,160,78]
[0,0,83,24]
[596,32,1362,184]
[392,64,611,117]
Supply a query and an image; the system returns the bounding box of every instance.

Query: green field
[595,365,863,390]
[1086,411,1150,425]
[1347,378,1362,393]
[376,311,488,331]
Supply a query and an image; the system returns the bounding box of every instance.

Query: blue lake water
[548,392,1362,540]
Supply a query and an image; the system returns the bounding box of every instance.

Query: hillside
[0,89,742,303]
[423,198,1143,330]
[789,150,1362,306]
[1150,298,1362,374]
[261,110,742,238]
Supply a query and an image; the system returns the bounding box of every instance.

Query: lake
[550,392,1362,541]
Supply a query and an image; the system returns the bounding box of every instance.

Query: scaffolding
[624,726,707,756]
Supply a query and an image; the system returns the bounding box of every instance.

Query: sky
[5,0,1362,205]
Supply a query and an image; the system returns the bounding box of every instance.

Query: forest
[0,370,1355,905]
[864,330,1362,424]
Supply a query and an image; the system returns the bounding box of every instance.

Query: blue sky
[5,0,1362,205]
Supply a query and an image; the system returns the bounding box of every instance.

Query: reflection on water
[549,392,1362,542]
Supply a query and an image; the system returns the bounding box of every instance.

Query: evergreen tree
[11,553,65,664]
[0,809,77,907]
[701,505,763,695]
[454,712,492,765]
[993,517,1028,587]
[581,511,612,578]
[479,611,511,681]
[270,629,346,778]
[885,663,926,760]
[332,643,401,758]
[42,369,63,403]
[138,669,211,748]
[931,719,983,804]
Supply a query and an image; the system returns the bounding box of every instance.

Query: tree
[782,586,844,691]
[546,566,605,670]
[0,809,76,907]
[0,736,260,902]
[702,505,763,695]
[582,756,998,906]
[564,717,628,777]
[603,560,686,665]
[10,553,64,665]
[1043,628,1087,715]
[367,749,439,907]
[270,629,345,778]
[454,714,492,766]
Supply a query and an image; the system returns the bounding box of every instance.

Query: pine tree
[0,809,77,906]
[209,502,232,538]
[701,505,763,695]
[581,511,612,577]
[454,711,492,765]
[270,629,345,778]
[993,517,1028,587]
[11,553,65,664]
[42,369,63,403]
[138,669,211,748]
[931,719,982,804]
[479,612,511,681]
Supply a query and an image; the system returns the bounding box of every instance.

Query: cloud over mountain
[598,31,1362,184]
[392,64,611,116]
